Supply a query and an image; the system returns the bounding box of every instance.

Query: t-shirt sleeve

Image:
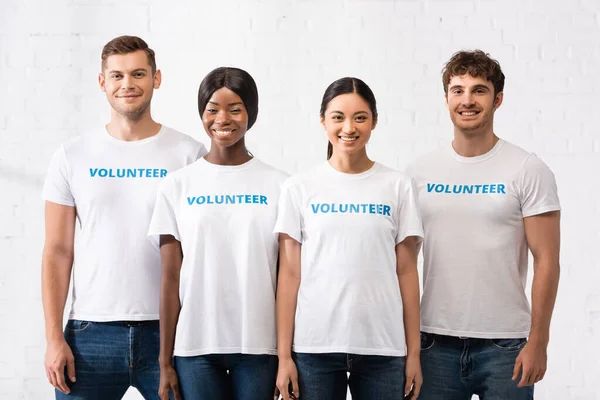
[42,146,75,207]
[395,178,424,244]
[518,154,561,218]
[273,180,302,243]
[148,178,181,241]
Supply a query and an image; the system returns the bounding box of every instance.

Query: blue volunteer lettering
[310,203,391,216]
[426,183,506,195]
[186,194,268,206]
[89,168,168,178]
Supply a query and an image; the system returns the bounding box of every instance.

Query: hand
[274,386,280,400]
[404,354,422,399]
[44,338,75,394]
[276,357,299,399]
[512,341,547,387]
[158,365,182,400]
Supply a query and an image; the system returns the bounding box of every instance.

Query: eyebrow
[208,101,244,106]
[107,68,148,74]
[330,110,369,116]
[449,84,490,91]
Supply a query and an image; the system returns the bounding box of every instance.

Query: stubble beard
[111,97,152,123]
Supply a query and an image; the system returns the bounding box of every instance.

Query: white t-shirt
[274,162,424,357]
[406,139,561,339]
[148,158,288,357]
[42,126,206,322]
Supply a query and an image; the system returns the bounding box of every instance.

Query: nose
[121,74,134,89]
[463,90,475,106]
[343,118,355,134]
[215,110,230,124]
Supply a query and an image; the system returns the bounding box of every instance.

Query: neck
[328,149,373,174]
[452,127,498,157]
[106,109,160,141]
[204,139,252,166]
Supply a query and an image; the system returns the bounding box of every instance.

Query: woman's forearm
[158,235,183,367]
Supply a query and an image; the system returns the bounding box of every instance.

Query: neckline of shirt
[323,161,381,180]
[199,156,257,172]
[100,124,166,146]
[449,139,505,164]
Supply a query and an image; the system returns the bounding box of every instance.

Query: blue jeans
[55,320,161,400]
[293,352,406,400]
[419,332,534,400]
[174,353,278,400]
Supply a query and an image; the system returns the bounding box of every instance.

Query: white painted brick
[2,0,600,399]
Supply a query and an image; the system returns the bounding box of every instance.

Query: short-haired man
[42,35,206,399]
[407,50,560,399]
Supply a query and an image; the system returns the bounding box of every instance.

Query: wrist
[406,349,421,359]
[159,357,174,368]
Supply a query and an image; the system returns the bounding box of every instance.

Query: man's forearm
[529,259,560,344]
[42,251,72,342]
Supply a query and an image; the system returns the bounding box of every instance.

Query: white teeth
[215,130,233,136]
[340,136,358,142]
[461,112,477,116]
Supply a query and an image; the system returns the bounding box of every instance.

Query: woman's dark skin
[158,87,252,400]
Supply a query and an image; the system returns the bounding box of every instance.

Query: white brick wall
[1,0,598,398]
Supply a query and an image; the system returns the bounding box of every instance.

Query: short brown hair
[101,35,156,73]
[442,50,505,96]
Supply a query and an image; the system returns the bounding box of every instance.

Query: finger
[173,383,183,400]
[404,375,413,397]
[66,357,76,383]
[53,369,70,394]
[518,367,532,388]
[158,388,168,400]
[291,375,300,398]
[278,381,290,400]
[412,379,422,399]
[47,368,57,389]
[274,386,281,400]
[537,368,547,383]
[512,358,522,381]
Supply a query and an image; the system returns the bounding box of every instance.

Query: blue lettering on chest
[310,203,391,216]
[426,183,506,195]
[89,168,168,178]
[186,194,268,206]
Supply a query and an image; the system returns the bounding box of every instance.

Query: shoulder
[160,126,205,151]
[498,140,554,175]
[372,163,416,193]
[405,146,448,177]
[282,162,327,188]
[251,159,290,183]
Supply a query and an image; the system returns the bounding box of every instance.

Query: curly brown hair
[442,50,505,96]
[101,35,156,74]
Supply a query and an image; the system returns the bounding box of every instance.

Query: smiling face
[321,92,377,159]
[201,87,249,148]
[446,74,503,136]
[99,50,161,121]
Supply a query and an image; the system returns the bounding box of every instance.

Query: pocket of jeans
[65,319,92,333]
[420,332,435,351]
[489,338,527,351]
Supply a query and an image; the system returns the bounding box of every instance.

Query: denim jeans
[293,352,406,400]
[174,353,278,400]
[419,332,534,400]
[55,319,161,400]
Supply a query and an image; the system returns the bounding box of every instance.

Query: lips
[213,129,235,137]
[458,110,480,116]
